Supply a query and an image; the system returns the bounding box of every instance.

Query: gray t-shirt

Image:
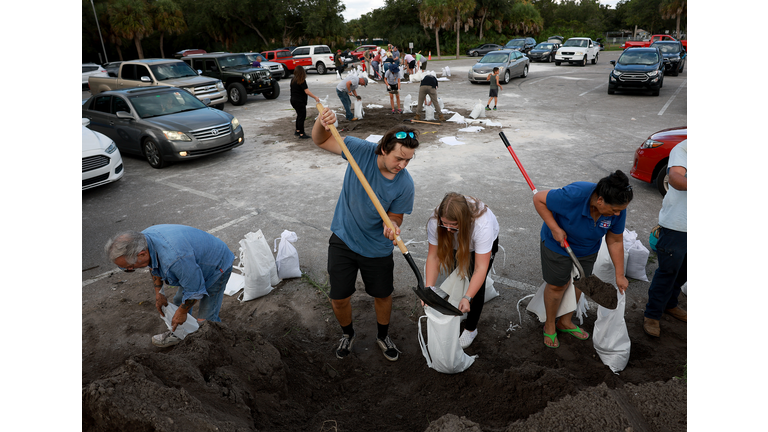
[336,76,359,93]
[658,140,687,232]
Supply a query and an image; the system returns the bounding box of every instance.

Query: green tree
[623,0,663,36]
[660,0,686,39]
[108,0,153,59]
[507,1,543,35]
[152,0,187,58]
[419,0,455,59]
[448,0,477,59]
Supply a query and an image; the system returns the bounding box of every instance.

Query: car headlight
[612,70,622,77]
[641,139,664,149]
[244,74,251,81]
[105,143,117,154]
[231,117,240,129]
[647,70,660,77]
[216,81,225,91]
[163,131,192,141]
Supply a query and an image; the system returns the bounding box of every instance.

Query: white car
[82,118,124,190]
[291,45,335,75]
[555,37,600,66]
[82,63,108,88]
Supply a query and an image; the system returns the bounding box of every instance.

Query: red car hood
[650,126,687,142]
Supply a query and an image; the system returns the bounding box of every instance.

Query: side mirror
[610,60,616,65]
[663,58,670,64]
[197,69,203,75]
[116,111,133,119]
[202,98,212,106]
[140,76,151,82]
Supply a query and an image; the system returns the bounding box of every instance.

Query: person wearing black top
[290,66,321,139]
[413,74,445,122]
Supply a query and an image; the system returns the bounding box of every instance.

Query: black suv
[608,47,668,96]
[504,38,537,54]
[182,53,280,106]
[650,41,686,76]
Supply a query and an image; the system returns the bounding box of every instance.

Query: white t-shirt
[427,198,499,254]
[658,140,687,232]
[335,76,359,93]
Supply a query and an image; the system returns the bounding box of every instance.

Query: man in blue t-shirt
[311,106,420,362]
[104,225,235,348]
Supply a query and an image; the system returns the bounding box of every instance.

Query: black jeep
[182,53,280,106]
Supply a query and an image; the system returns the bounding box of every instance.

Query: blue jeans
[173,266,232,322]
[336,89,354,120]
[644,227,686,320]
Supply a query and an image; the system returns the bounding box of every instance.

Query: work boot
[413,113,420,121]
[438,113,445,122]
[665,306,687,322]
[643,317,660,337]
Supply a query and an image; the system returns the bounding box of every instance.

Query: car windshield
[618,51,660,65]
[563,39,588,47]
[130,90,206,119]
[149,62,199,80]
[479,53,509,63]
[652,44,680,54]
[219,54,252,69]
[505,40,525,47]
[535,43,554,50]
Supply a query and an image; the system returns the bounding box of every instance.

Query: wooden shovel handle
[316,103,409,255]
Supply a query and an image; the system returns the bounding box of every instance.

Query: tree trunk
[435,27,441,59]
[134,36,144,59]
[455,9,460,59]
[478,8,487,39]
[236,16,270,47]
[159,32,165,59]
[675,14,681,39]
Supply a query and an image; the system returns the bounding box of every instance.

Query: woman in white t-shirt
[425,193,500,348]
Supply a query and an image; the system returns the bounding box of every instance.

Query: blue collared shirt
[540,182,626,257]
[143,225,235,303]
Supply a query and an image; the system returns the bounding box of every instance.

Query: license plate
[563,57,571,60]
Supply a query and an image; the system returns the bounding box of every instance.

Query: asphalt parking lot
[82,49,687,298]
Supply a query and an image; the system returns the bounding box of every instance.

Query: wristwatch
[462,295,472,302]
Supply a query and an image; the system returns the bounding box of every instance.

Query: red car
[261,49,312,75]
[630,126,687,196]
[350,45,379,60]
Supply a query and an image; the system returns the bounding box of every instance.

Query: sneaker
[335,333,355,359]
[485,106,491,111]
[392,109,396,114]
[493,106,497,110]
[459,329,477,349]
[152,331,181,348]
[397,109,403,113]
[376,335,401,361]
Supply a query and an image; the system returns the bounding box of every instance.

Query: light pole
[90,0,109,64]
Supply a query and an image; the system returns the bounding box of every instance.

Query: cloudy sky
[341,0,623,22]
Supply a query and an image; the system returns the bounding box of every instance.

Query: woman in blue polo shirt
[533,170,633,349]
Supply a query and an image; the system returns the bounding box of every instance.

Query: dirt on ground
[83,107,687,432]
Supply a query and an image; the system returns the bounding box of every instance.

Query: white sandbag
[485,275,499,302]
[237,230,280,302]
[425,104,435,121]
[437,97,445,110]
[354,99,365,119]
[593,291,631,373]
[273,230,302,279]
[224,270,245,296]
[526,267,579,322]
[336,71,341,80]
[681,281,687,295]
[592,237,629,285]
[625,236,650,281]
[445,66,451,77]
[418,307,477,374]
[160,303,200,340]
[469,100,483,119]
[441,67,447,77]
[403,94,413,113]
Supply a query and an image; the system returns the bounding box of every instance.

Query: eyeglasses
[395,131,416,140]
[438,225,459,233]
[118,266,135,273]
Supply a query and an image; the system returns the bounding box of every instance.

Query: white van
[291,45,335,75]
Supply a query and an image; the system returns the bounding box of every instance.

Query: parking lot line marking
[658,79,687,116]
[208,211,260,234]
[579,82,607,96]
[160,181,222,201]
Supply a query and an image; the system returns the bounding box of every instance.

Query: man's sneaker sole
[336,334,355,359]
[151,331,182,348]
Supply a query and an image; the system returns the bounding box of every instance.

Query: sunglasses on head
[395,131,416,140]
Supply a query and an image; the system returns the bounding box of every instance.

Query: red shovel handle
[499,132,538,194]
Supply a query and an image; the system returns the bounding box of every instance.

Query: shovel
[499,132,617,310]
[316,103,462,316]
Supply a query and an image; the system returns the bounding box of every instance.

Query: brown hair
[292,66,306,85]
[429,193,488,278]
[375,124,420,155]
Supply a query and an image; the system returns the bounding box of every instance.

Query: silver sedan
[467,49,529,84]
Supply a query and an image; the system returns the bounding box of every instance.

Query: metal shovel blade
[412,285,463,316]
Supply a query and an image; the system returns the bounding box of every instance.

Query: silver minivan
[468,49,530,84]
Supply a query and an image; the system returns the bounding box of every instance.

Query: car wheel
[142,138,166,169]
[263,80,280,99]
[592,53,598,64]
[520,64,528,78]
[472,51,478,57]
[228,82,247,106]
[555,61,561,66]
[656,163,669,196]
[317,62,327,75]
[503,70,510,84]
[581,55,587,66]
[652,87,660,96]
[547,54,552,63]
[282,65,290,79]
[679,62,684,74]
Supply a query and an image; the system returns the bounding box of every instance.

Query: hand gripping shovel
[499,132,617,309]
[317,103,462,316]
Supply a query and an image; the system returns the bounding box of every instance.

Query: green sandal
[557,325,589,340]
[543,331,559,349]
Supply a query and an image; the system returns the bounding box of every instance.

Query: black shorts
[328,233,394,299]
[489,89,498,97]
[540,241,597,287]
[408,60,416,69]
[388,83,399,94]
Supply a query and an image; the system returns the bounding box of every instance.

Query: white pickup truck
[555,37,600,66]
[290,45,336,75]
[88,59,228,107]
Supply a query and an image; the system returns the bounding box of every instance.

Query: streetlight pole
[90,0,109,64]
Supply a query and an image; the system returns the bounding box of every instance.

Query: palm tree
[660,0,686,39]
[419,0,453,59]
[507,1,543,35]
[450,0,476,59]
[108,0,153,59]
[152,0,187,59]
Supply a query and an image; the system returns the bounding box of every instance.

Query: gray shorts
[489,89,498,98]
[540,241,597,287]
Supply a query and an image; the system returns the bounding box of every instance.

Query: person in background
[486,67,502,111]
[425,193,499,349]
[335,50,347,74]
[252,55,263,68]
[413,73,445,122]
[385,62,402,114]
[335,75,368,121]
[371,51,382,80]
[104,225,234,348]
[363,48,372,76]
[643,140,687,337]
[311,107,421,362]
[290,66,321,139]
[533,171,634,349]
[403,52,416,75]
